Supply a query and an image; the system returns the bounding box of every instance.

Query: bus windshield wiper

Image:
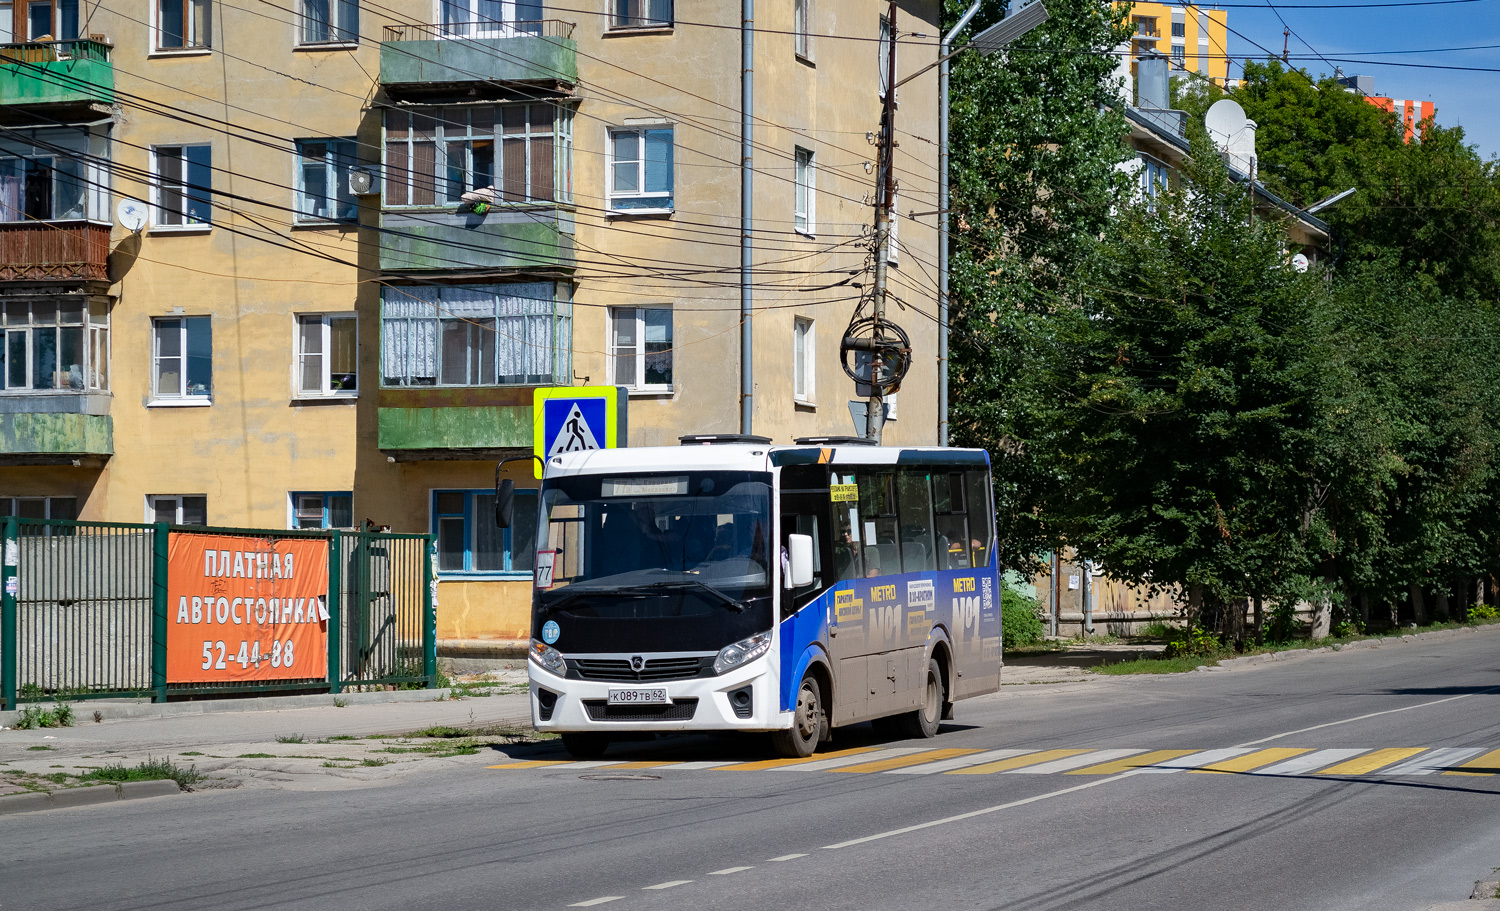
[628,579,748,612]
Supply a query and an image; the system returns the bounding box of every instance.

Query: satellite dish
[1205,98,1248,150]
[1290,253,1310,273]
[116,198,149,233]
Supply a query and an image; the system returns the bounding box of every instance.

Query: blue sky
[1217,1,1500,157]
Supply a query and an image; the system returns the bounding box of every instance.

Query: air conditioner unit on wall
[348,167,377,196]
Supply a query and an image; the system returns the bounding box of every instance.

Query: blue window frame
[292,491,353,529]
[432,488,537,576]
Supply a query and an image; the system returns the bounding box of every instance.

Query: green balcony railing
[0,39,114,107]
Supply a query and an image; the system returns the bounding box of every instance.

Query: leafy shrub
[1162,625,1223,658]
[1471,603,1499,621]
[1002,588,1045,649]
[1263,602,1301,645]
[13,701,73,729]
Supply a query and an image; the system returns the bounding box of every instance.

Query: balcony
[0,411,111,466]
[0,40,114,110]
[0,221,110,282]
[380,21,577,96]
[378,387,533,459]
[378,207,574,273]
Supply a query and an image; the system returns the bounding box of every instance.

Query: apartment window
[158,0,211,50]
[0,496,76,521]
[793,317,814,403]
[1,298,108,392]
[152,316,212,400]
[148,495,207,526]
[381,282,571,387]
[609,127,672,212]
[1171,44,1185,67]
[794,147,815,235]
[0,154,85,222]
[432,489,537,575]
[291,492,353,529]
[1171,21,1185,37]
[14,0,78,40]
[794,0,811,59]
[1140,153,1170,210]
[301,0,358,44]
[384,104,568,207]
[609,306,672,392]
[611,0,670,29]
[153,144,212,228]
[295,138,358,222]
[295,314,357,397]
[1132,15,1157,36]
[441,0,543,36]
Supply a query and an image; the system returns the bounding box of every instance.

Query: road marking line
[1065,750,1197,775]
[822,771,1147,850]
[642,881,692,890]
[1444,747,1500,776]
[1384,747,1485,776]
[486,760,572,769]
[887,749,1033,775]
[773,748,927,772]
[1141,748,1255,772]
[946,749,1087,775]
[1233,686,1500,748]
[1012,749,1143,775]
[565,761,628,770]
[712,746,879,772]
[1317,748,1426,776]
[1252,749,1370,776]
[604,761,675,770]
[833,748,984,774]
[708,866,753,875]
[1191,748,1310,774]
[769,853,808,862]
[670,761,737,770]
[568,898,623,907]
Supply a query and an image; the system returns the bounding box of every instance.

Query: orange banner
[166,533,330,684]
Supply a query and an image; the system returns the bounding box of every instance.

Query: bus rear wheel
[771,675,824,758]
[561,732,612,759]
[895,658,944,740]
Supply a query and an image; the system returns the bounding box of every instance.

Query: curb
[0,688,452,727]
[0,779,182,817]
[1214,625,1491,671]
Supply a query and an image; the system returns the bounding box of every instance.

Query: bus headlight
[530,639,567,676]
[714,631,772,675]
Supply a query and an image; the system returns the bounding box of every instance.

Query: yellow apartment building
[1121,1,1229,87]
[0,0,943,656]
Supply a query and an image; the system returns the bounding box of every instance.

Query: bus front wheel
[561,732,612,759]
[895,659,944,739]
[771,675,824,758]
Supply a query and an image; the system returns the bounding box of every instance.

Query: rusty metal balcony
[0,221,110,282]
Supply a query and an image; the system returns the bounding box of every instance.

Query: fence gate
[0,519,436,709]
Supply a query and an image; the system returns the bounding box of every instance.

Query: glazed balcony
[380,21,576,96]
[0,39,114,109]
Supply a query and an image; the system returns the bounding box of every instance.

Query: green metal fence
[0,519,436,709]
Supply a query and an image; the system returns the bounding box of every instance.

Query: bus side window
[964,470,994,568]
[832,472,863,581]
[895,469,936,572]
[933,472,970,569]
[857,472,900,578]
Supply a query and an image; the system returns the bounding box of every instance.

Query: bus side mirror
[495,478,515,528]
[787,534,814,588]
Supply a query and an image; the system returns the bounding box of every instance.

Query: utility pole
[1282,27,1290,62]
[866,0,899,442]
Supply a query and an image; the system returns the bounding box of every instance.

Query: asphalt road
[6,629,1500,911]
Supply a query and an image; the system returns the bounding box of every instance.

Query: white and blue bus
[507,435,1002,759]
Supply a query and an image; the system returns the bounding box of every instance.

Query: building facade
[1119,1,1229,88]
[0,0,943,651]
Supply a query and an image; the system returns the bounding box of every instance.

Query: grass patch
[1093,655,1214,675]
[321,761,356,768]
[236,753,277,759]
[80,758,201,789]
[360,758,390,767]
[26,745,52,751]
[14,702,74,729]
[320,735,359,742]
[275,734,304,744]
[180,751,204,756]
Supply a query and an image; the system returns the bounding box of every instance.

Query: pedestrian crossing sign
[532,386,628,478]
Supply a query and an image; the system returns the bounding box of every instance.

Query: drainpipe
[938,0,983,447]
[740,0,755,434]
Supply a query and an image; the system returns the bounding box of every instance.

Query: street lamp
[937,0,1048,446]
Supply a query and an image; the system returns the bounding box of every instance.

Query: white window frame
[793,316,814,403]
[289,491,353,529]
[794,0,812,61]
[146,494,207,525]
[608,306,673,393]
[150,144,213,231]
[294,313,358,399]
[607,126,674,214]
[152,0,212,54]
[299,0,359,45]
[295,137,359,223]
[150,316,212,404]
[794,146,815,236]
[610,0,671,30]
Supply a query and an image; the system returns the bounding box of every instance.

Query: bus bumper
[528,656,788,733]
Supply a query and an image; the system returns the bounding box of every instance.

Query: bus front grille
[583,698,699,722]
[572,657,706,682]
